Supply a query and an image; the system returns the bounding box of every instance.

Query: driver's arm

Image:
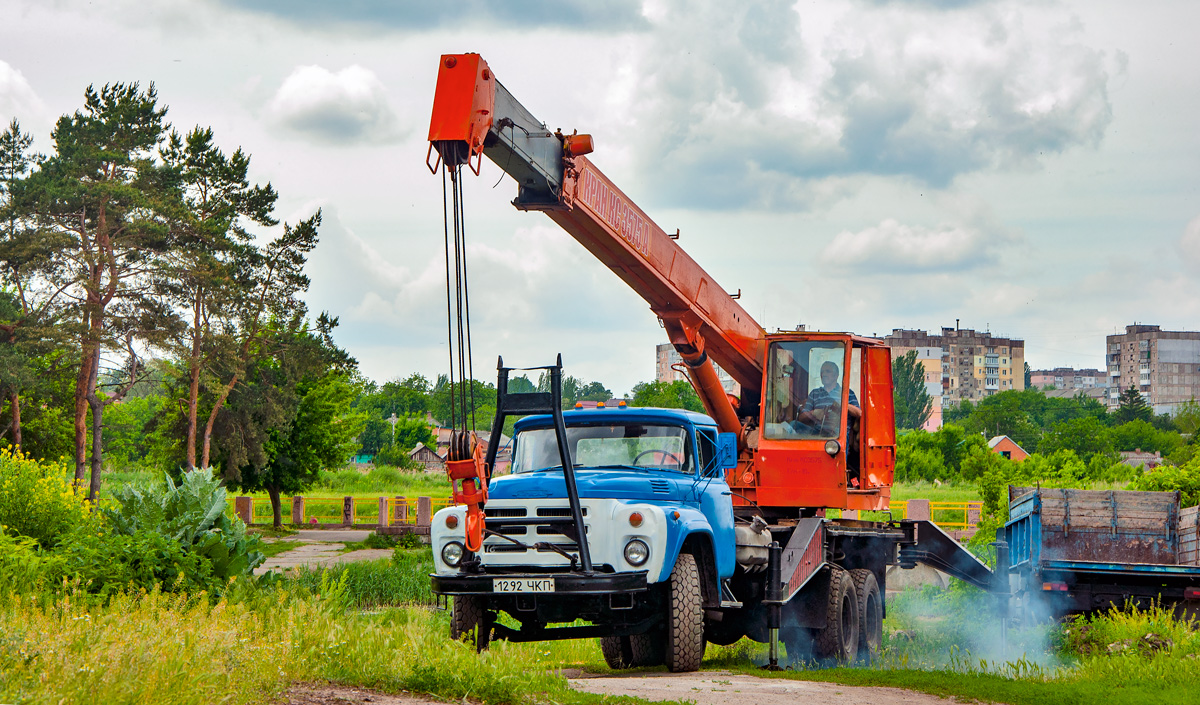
[795,394,820,425]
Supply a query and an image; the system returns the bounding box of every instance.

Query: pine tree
[19,83,180,498]
[159,126,278,470]
[1115,386,1152,425]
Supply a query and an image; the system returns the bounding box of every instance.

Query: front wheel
[451,595,490,651]
[665,553,705,672]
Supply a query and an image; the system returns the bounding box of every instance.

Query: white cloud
[1179,215,1200,272]
[617,1,1118,209]
[820,218,1004,271]
[266,65,402,144]
[0,60,49,128]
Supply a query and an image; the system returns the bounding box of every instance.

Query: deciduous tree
[892,350,933,430]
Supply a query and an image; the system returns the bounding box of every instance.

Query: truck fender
[661,509,720,608]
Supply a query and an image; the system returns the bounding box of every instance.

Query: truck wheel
[813,567,858,664]
[630,630,666,666]
[665,553,705,672]
[704,618,744,646]
[850,569,882,661]
[600,636,634,669]
[450,595,490,651]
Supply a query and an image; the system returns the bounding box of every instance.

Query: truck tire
[600,636,634,669]
[813,567,858,664]
[704,618,744,646]
[665,553,705,672]
[601,630,666,669]
[850,569,882,661]
[630,630,666,667]
[450,595,490,651]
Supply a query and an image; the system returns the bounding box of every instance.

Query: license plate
[493,577,555,593]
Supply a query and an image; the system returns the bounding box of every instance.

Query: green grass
[0,587,666,705]
[699,593,1200,705]
[259,539,300,560]
[891,480,981,503]
[287,549,438,608]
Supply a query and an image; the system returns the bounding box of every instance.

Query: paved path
[568,671,969,705]
[253,529,391,575]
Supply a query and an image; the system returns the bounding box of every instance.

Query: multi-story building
[1030,367,1107,391]
[885,327,1025,413]
[655,343,740,397]
[1106,324,1200,414]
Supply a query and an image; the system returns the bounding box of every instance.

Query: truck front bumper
[431,570,649,595]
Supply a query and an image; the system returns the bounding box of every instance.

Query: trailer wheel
[813,567,859,664]
[450,596,490,651]
[599,636,634,669]
[850,569,882,661]
[665,553,705,672]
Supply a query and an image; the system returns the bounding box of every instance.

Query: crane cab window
[763,341,855,440]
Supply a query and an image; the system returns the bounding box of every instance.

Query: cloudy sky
[2,0,1197,394]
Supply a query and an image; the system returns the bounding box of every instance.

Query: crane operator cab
[755,334,895,509]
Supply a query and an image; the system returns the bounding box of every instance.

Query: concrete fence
[233,495,450,535]
[233,495,983,538]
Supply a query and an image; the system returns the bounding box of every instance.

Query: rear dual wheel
[813,566,859,663]
[850,569,882,661]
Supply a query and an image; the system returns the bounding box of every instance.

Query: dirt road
[285,671,976,705]
[568,670,969,705]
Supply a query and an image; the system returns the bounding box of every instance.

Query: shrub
[0,531,63,593]
[54,528,220,597]
[0,449,92,547]
[103,469,265,585]
[1129,459,1200,507]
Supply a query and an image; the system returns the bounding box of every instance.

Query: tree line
[895,384,1200,486]
[0,83,359,519]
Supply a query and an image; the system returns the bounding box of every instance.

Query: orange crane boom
[428,53,896,513]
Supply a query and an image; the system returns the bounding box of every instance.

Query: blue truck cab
[430,406,740,659]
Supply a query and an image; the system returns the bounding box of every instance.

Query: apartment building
[1106,324,1200,414]
[1030,367,1107,391]
[655,343,740,396]
[885,327,1025,411]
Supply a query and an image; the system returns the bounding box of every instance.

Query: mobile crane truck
[424,53,997,670]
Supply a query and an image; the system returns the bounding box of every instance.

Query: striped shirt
[802,385,859,412]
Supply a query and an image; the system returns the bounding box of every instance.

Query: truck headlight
[441,541,464,568]
[624,539,649,566]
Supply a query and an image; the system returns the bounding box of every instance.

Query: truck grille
[486,507,528,518]
[536,507,588,517]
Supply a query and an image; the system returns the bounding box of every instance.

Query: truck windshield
[764,340,849,440]
[512,424,692,474]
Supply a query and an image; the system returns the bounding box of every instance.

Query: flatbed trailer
[1003,487,1200,621]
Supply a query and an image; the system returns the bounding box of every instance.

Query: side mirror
[716,432,738,470]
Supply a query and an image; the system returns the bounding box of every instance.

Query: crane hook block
[428,53,496,174]
[446,432,489,553]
